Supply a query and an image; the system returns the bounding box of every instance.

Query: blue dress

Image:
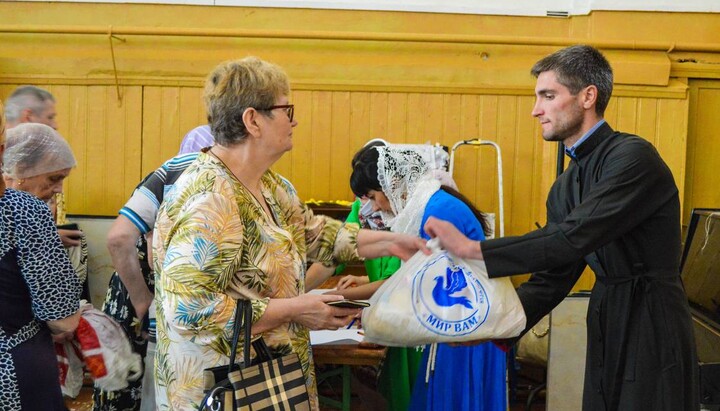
[409,189,507,411]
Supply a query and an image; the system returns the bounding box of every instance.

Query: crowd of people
[0,44,700,411]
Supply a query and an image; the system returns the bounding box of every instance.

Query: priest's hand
[424,217,484,260]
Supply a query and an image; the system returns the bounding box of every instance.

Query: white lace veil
[376,145,441,235]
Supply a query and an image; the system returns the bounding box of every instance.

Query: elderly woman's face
[14,168,71,202]
[259,95,297,154]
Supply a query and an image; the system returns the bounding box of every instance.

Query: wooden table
[312,342,387,410]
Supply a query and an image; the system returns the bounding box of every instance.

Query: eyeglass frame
[256,104,294,122]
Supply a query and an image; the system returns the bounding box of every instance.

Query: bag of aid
[362,239,526,346]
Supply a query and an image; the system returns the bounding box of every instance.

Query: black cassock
[483,122,699,411]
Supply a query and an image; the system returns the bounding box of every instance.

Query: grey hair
[531,45,613,116]
[203,57,290,146]
[4,86,55,124]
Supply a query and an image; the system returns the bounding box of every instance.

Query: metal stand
[448,139,505,237]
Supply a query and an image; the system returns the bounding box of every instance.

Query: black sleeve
[508,195,587,333]
[483,138,675,277]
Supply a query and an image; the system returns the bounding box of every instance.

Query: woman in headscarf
[0,117,83,410]
[152,56,426,409]
[349,144,506,411]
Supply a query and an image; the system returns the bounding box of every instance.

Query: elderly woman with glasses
[0,117,82,410]
[152,56,427,409]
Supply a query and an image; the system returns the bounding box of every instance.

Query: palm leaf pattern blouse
[152,152,360,410]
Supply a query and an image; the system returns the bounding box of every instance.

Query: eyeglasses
[258,104,294,122]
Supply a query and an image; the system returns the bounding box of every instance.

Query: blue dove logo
[412,253,489,337]
[432,266,473,309]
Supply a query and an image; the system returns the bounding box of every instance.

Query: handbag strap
[244,303,275,362]
[227,299,276,376]
[227,299,247,375]
[242,300,252,369]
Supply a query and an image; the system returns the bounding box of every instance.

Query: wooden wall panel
[685,80,720,225]
[0,84,143,216]
[309,91,333,200]
[63,85,144,216]
[286,90,311,199]
[328,91,353,201]
[124,88,684,250]
[141,86,206,176]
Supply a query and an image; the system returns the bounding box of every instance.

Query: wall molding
[0,76,688,98]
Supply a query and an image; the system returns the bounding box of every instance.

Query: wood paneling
[141,86,206,175]
[685,80,720,225]
[1,84,143,216]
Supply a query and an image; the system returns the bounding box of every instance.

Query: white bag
[55,302,143,395]
[362,239,526,346]
[78,306,143,391]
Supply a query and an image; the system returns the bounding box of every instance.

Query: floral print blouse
[152,152,359,410]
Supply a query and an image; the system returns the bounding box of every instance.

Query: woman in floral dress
[152,56,426,410]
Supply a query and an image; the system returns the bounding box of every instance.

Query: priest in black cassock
[425,44,699,411]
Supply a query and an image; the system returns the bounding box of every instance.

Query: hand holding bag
[200,300,311,411]
[362,238,526,346]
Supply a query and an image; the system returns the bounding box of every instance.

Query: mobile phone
[326,299,370,309]
[57,223,79,231]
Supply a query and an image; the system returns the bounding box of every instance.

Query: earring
[17,179,24,186]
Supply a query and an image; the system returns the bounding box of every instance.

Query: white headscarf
[375,145,441,235]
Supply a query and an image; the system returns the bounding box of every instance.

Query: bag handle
[242,300,252,371]
[426,237,443,253]
[227,300,245,375]
[227,299,274,375]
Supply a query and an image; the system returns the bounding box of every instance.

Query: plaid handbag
[200,300,311,411]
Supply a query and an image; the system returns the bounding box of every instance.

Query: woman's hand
[51,330,75,344]
[58,228,83,247]
[357,230,430,261]
[337,275,369,290]
[388,233,430,260]
[290,294,361,331]
[252,294,362,334]
[48,304,90,343]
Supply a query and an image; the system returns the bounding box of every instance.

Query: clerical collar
[565,119,606,159]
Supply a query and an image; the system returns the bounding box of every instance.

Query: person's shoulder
[161,152,200,172]
[424,190,474,221]
[601,131,673,179]
[265,170,297,196]
[2,189,47,209]
[428,189,467,210]
[607,130,652,149]
[608,132,663,161]
[1,190,52,229]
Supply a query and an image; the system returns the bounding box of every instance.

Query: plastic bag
[56,339,85,398]
[56,302,143,395]
[362,239,526,346]
[77,306,143,391]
